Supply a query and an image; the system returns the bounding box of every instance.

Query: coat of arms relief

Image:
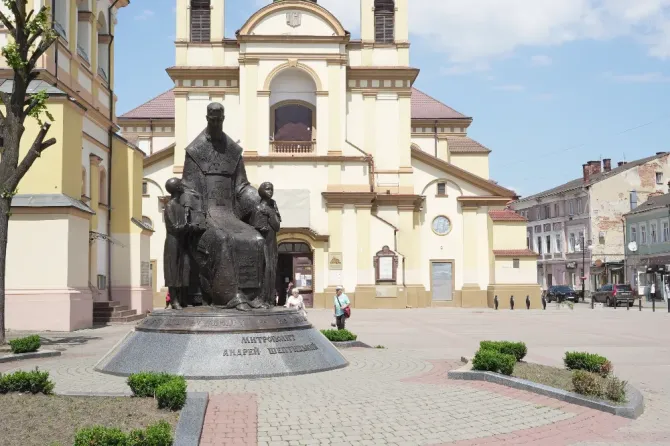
[286,11,302,28]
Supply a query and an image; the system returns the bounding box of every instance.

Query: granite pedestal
[95,307,348,379]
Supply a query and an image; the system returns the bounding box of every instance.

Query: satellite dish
[628,241,638,252]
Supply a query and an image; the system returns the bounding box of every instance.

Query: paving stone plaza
[2,305,670,445]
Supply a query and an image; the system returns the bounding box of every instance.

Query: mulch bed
[1,394,179,446]
[513,362,575,392]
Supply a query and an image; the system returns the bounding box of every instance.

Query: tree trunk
[0,196,10,345]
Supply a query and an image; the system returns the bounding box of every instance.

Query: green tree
[0,0,58,344]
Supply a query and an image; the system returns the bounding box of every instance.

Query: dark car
[592,284,635,307]
[544,285,578,303]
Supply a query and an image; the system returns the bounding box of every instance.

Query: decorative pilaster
[398,91,412,187]
[257,91,270,156]
[173,91,188,171]
[328,62,342,155]
[363,92,376,158]
[89,154,102,287]
[355,204,373,285]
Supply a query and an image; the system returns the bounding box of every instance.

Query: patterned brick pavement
[3,307,670,445]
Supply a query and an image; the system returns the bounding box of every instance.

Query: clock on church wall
[431,215,452,236]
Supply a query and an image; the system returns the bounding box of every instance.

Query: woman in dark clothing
[164,178,191,309]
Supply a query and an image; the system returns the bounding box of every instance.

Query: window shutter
[190,0,211,43]
[374,0,395,43]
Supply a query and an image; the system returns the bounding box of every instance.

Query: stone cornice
[322,192,376,208]
[457,196,515,207]
[166,66,240,81]
[375,194,424,211]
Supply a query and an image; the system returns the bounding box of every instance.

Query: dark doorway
[274,104,312,141]
[277,242,314,308]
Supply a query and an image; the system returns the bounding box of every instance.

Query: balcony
[270,141,315,155]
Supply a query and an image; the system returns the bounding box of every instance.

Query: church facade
[120,0,540,309]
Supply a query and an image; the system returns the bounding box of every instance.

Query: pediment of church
[237,1,348,39]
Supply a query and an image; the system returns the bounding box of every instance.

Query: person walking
[285,288,307,317]
[333,285,350,330]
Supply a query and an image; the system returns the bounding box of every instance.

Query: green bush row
[9,334,41,354]
[73,420,173,446]
[0,368,54,395]
[320,329,357,342]
[472,348,516,376]
[572,370,627,402]
[127,372,187,411]
[480,341,527,362]
[564,351,612,377]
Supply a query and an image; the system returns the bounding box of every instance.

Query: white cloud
[493,84,525,92]
[605,71,670,82]
[531,55,553,66]
[134,10,155,21]
[284,0,670,70]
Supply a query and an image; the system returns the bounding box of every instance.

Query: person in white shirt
[285,288,306,317]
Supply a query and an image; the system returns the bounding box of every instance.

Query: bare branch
[0,10,16,35]
[5,122,53,191]
[25,9,34,24]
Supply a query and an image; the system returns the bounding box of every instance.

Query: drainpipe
[433,120,438,157]
[106,0,120,301]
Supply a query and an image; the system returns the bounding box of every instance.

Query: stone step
[93,309,136,318]
[93,301,122,309]
[93,305,129,313]
[93,313,146,324]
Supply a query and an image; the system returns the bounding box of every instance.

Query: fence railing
[270,141,315,155]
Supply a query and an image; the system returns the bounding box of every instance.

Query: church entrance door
[277,242,314,308]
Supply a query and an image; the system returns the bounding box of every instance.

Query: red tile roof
[493,249,538,257]
[488,209,526,222]
[120,90,176,119]
[447,136,491,153]
[119,88,470,121]
[411,88,469,120]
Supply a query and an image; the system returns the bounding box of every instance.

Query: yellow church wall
[492,222,528,250]
[450,153,490,180]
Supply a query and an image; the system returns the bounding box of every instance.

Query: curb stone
[174,392,209,446]
[448,363,644,419]
[0,349,61,363]
[332,340,371,349]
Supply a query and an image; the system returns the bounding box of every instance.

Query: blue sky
[114,0,670,197]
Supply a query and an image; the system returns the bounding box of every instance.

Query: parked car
[544,285,579,303]
[592,284,635,307]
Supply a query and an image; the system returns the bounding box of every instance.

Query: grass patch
[320,329,357,342]
[0,394,179,446]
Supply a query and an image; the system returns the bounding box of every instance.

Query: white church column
[257,91,270,156]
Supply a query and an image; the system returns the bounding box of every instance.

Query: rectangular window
[526,236,530,249]
[576,198,583,214]
[537,236,543,254]
[569,200,575,215]
[543,224,551,232]
[142,181,148,195]
[569,233,576,252]
[641,223,647,244]
[543,205,550,219]
[554,203,559,217]
[651,222,658,244]
[630,225,637,243]
[656,172,663,185]
[190,0,211,43]
[599,231,605,245]
[437,182,446,195]
[513,259,520,269]
[578,231,584,251]
[534,225,542,233]
[663,221,669,243]
[546,235,551,253]
[374,9,395,43]
[556,233,562,253]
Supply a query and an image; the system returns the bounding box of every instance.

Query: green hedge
[471,349,516,376]
[73,420,173,446]
[564,352,611,377]
[9,335,41,354]
[572,370,603,397]
[480,341,527,362]
[0,368,54,395]
[320,329,357,342]
[127,372,187,411]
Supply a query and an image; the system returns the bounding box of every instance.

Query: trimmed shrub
[480,341,527,362]
[128,420,173,446]
[0,368,54,395]
[603,376,627,403]
[8,335,41,354]
[320,329,357,342]
[73,421,174,446]
[155,377,187,411]
[73,426,128,446]
[564,352,611,377]
[127,372,175,398]
[472,348,516,376]
[572,370,603,397]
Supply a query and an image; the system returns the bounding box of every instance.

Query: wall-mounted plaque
[432,215,452,236]
[141,261,152,287]
[373,246,398,284]
[328,252,343,270]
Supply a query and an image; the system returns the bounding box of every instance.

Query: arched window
[76,0,91,64]
[374,0,395,44]
[190,0,211,43]
[54,0,69,40]
[99,168,107,205]
[96,12,109,83]
[274,104,313,142]
[278,242,311,254]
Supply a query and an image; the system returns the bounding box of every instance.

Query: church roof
[119,87,470,121]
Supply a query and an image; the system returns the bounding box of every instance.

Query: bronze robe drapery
[181,130,265,308]
[163,198,190,288]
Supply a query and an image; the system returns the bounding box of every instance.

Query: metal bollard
[591,292,594,309]
[627,298,630,310]
[653,298,656,312]
[667,299,670,313]
[510,295,515,310]
[542,296,547,310]
[639,297,642,311]
[494,295,499,310]
[526,295,531,310]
